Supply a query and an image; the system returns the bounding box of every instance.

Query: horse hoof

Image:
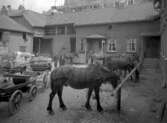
[97,107,103,112]
[85,105,92,111]
[48,110,55,115]
[60,105,67,111]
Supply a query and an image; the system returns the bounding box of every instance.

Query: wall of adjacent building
[8,32,33,53]
[11,16,33,31]
[75,20,160,57]
[160,0,167,86]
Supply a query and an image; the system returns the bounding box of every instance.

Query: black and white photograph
[0,0,166,123]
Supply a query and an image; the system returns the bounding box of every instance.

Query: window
[45,27,56,35]
[127,0,134,5]
[57,26,65,35]
[22,33,27,41]
[0,32,2,43]
[127,39,137,52]
[153,0,161,9]
[107,39,117,52]
[19,46,26,52]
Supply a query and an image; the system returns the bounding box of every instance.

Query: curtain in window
[107,39,117,52]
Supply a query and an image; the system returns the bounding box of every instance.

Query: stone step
[143,66,157,68]
[143,64,157,66]
[143,69,156,71]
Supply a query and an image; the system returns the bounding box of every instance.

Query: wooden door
[144,37,160,58]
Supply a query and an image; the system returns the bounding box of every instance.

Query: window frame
[0,31,2,41]
[45,26,56,35]
[107,39,117,52]
[57,25,65,35]
[22,32,27,41]
[127,0,134,5]
[126,39,137,53]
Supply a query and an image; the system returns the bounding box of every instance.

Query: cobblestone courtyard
[0,67,167,123]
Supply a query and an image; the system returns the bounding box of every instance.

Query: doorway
[70,37,76,53]
[144,36,160,58]
[33,37,52,57]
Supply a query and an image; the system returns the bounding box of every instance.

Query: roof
[46,12,77,25]
[0,15,31,33]
[23,10,47,27]
[8,10,24,17]
[8,10,47,27]
[6,2,159,27]
[46,2,159,26]
[74,2,159,26]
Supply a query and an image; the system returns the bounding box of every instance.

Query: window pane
[127,39,136,52]
[128,0,134,5]
[45,27,56,35]
[107,40,116,52]
[22,33,27,41]
[0,32,2,41]
[57,26,65,35]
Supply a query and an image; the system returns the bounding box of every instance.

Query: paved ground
[0,67,167,123]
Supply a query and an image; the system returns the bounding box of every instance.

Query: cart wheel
[29,85,38,101]
[8,90,23,115]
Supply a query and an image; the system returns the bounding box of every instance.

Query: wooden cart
[0,74,37,115]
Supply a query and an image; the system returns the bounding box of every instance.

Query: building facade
[4,1,160,64]
[54,0,145,13]
[73,2,160,63]
[42,1,160,64]
[75,20,159,60]
[0,15,33,56]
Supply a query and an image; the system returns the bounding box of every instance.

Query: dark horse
[47,63,120,114]
[104,55,139,81]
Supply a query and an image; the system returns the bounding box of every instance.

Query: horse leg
[47,90,57,114]
[94,87,103,112]
[85,88,93,110]
[135,69,140,82]
[57,86,67,110]
[128,69,133,80]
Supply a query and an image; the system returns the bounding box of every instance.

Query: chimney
[0,6,8,15]
[7,5,12,11]
[18,5,25,11]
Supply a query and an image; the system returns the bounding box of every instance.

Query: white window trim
[126,39,137,53]
[107,39,117,52]
[127,0,134,5]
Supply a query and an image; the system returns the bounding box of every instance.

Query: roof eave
[74,18,158,27]
[0,28,33,34]
[45,22,74,26]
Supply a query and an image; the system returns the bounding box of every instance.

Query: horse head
[93,63,120,88]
